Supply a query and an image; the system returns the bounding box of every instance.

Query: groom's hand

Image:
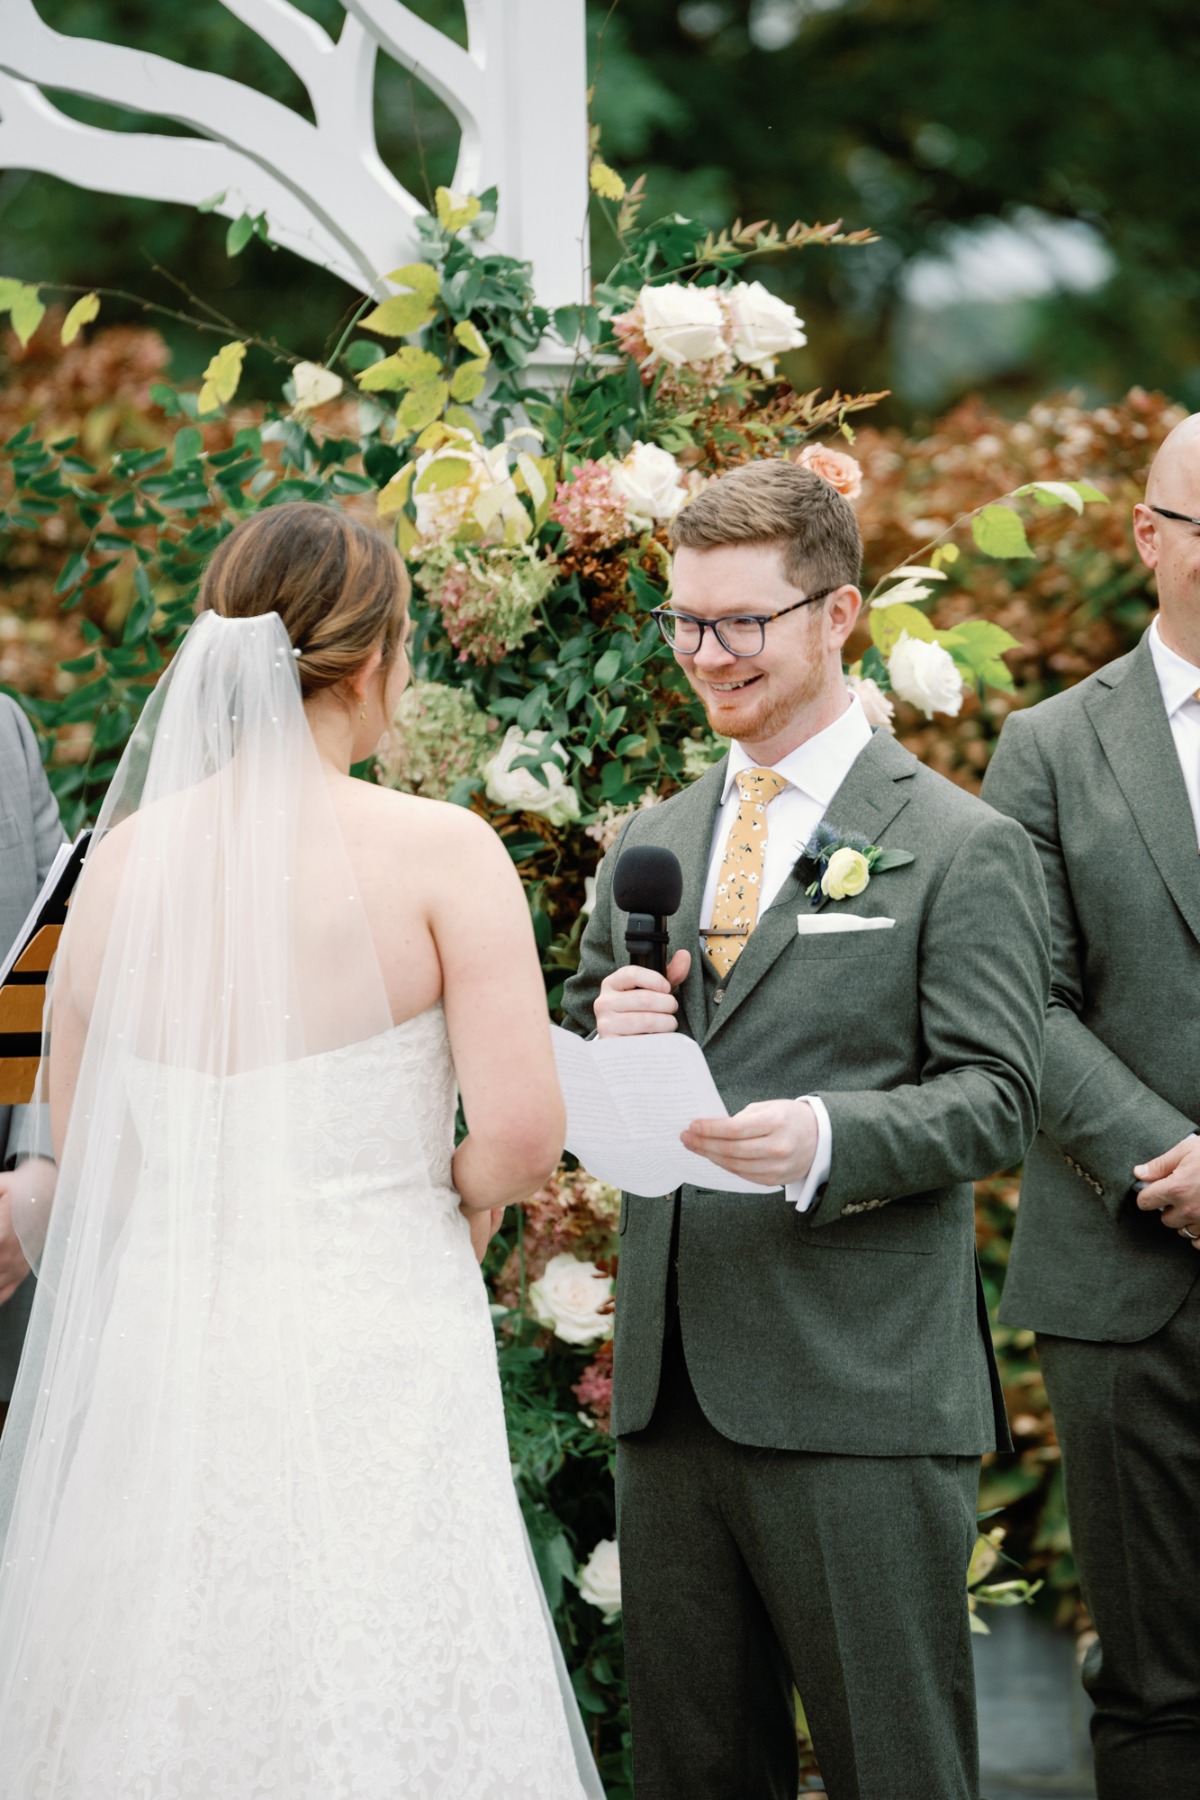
[594,950,691,1038]
[682,1099,819,1188]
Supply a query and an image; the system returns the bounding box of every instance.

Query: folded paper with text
[550,1025,775,1198]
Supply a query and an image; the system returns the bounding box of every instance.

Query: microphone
[613,846,683,977]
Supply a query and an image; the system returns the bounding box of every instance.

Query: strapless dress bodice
[122,1003,457,1197]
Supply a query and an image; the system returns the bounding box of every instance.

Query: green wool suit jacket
[562,728,1050,1457]
[982,634,1200,1342]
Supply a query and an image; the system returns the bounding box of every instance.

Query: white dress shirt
[1148,618,1200,845]
[701,696,874,1212]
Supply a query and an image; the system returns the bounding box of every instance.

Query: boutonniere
[792,822,915,906]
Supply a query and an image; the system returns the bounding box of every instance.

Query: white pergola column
[0,0,591,305]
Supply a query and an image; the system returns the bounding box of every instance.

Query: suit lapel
[1086,634,1200,946]
[652,757,727,1041]
[704,730,916,1045]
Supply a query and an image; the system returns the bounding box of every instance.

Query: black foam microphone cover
[613,845,683,918]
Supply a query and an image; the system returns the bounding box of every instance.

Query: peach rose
[797,442,863,500]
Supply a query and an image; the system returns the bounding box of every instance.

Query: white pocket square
[795,913,896,934]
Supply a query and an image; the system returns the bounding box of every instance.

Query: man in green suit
[982,414,1200,1800]
[562,460,1049,1800]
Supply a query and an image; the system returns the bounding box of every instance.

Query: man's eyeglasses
[1149,504,1200,530]
[650,588,835,658]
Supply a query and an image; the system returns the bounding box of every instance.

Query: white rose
[413,432,528,547]
[639,282,727,370]
[887,633,965,720]
[846,673,896,733]
[724,280,806,376]
[577,1538,622,1622]
[528,1252,614,1346]
[821,846,871,901]
[483,727,581,827]
[610,442,689,530]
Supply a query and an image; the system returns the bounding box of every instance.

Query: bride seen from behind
[0,502,602,1799]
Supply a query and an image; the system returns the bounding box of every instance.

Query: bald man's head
[1145,413,1200,508]
[1134,414,1200,650]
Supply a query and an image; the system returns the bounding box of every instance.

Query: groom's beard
[690,647,826,749]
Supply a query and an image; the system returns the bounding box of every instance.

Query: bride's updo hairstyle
[198,500,409,700]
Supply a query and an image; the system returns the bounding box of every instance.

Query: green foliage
[0,281,47,349]
[864,477,1107,703]
[0,409,348,828]
[225,211,271,259]
[972,504,1034,560]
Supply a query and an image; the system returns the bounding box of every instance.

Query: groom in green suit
[563,460,1050,1800]
[982,414,1200,1800]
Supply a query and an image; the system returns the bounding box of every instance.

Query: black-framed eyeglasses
[1149,504,1200,530]
[650,588,835,658]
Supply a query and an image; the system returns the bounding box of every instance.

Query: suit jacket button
[713,988,724,1004]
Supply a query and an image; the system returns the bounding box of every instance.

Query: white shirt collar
[721,693,874,805]
[1148,616,1200,719]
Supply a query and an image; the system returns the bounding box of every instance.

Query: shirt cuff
[784,1095,831,1214]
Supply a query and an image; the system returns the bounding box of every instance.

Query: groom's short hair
[669,459,861,597]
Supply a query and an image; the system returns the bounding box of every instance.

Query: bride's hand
[0,1172,33,1305]
[465,1204,506,1264]
[0,1158,57,1293]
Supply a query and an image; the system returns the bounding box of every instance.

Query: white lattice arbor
[0,0,590,304]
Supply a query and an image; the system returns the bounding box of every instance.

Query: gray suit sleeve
[10,701,67,880]
[982,708,1193,1218]
[2,700,66,1170]
[559,819,634,1038]
[813,805,1050,1220]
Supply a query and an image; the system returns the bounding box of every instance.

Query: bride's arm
[429,810,565,1215]
[0,975,81,1280]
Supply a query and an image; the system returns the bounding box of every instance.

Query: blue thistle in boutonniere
[793,821,915,906]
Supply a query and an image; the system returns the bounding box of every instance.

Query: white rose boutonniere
[795,823,914,907]
[528,1252,614,1346]
[483,727,581,827]
[821,846,871,900]
[577,1539,622,1622]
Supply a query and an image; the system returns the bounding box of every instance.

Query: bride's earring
[359,702,367,723]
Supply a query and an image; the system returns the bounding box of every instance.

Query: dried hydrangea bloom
[550,460,631,549]
[413,543,555,663]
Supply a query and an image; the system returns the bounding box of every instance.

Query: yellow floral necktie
[704,767,790,979]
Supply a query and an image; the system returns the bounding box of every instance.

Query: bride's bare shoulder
[346,783,508,869]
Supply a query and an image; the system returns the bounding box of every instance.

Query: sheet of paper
[550,1025,775,1198]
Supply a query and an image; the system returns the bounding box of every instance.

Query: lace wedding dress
[0,613,602,1799]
